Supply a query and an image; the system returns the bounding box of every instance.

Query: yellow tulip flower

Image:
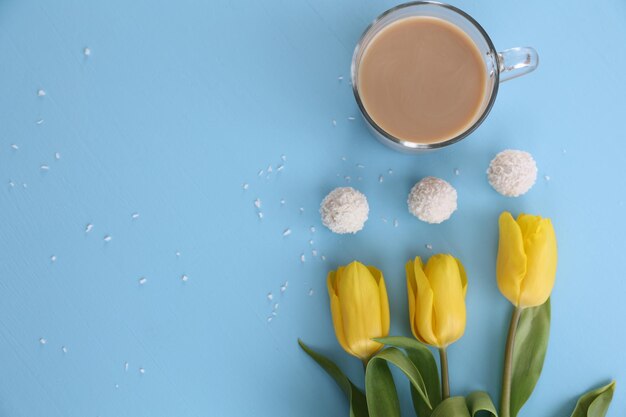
[327,261,390,361]
[406,254,467,348]
[497,212,557,308]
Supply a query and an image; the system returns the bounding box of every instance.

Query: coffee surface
[358,17,487,144]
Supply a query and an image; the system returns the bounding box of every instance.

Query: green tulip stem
[501,306,522,417]
[438,347,450,400]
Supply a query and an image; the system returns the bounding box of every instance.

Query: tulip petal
[411,258,438,346]
[425,254,466,347]
[516,214,558,307]
[327,271,355,357]
[367,266,390,338]
[456,258,468,298]
[497,212,527,307]
[337,262,383,359]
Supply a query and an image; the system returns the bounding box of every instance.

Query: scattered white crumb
[408,177,458,224]
[124,362,129,371]
[258,212,264,219]
[562,149,567,154]
[332,119,337,127]
[309,239,314,245]
[341,156,347,161]
[544,175,551,181]
[83,47,91,56]
[50,255,57,262]
[309,226,316,233]
[85,223,93,233]
[273,303,279,310]
[393,219,399,228]
[379,175,384,183]
[131,212,140,219]
[321,255,326,261]
[299,207,304,214]
[181,274,188,282]
[308,288,315,296]
[139,368,145,375]
[61,346,68,353]
[138,277,147,285]
[454,168,460,176]
[280,199,286,205]
[103,235,112,242]
[175,251,181,257]
[348,116,356,121]
[320,187,369,234]
[280,282,288,293]
[300,254,306,263]
[487,150,537,197]
[8,181,15,187]
[312,249,318,257]
[242,183,249,190]
[388,169,393,175]
[55,152,61,160]
[22,183,27,188]
[356,163,365,168]
[267,293,273,301]
[10,144,18,150]
[254,198,261,209]
[267,165,273,174]
[281,154,287,161]
[40,164,49,171]
[276,164,284,171]
[37,89,46,97]
[258,169,264,176]
[282,228,292,237]
[36,119,44,125]
[39,338,47,345]
[115,384,119,389]
[426,243,433,250]
[267,316,273,322]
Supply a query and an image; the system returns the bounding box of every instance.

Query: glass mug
[351,1,538,153]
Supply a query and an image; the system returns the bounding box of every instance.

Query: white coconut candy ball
[408,177,458,224]
[487,150,537,197]
[320,187,369,234]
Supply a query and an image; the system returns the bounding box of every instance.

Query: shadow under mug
[351,1,539,153]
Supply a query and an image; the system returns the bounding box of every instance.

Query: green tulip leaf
[298,339,369,417]
[466,391,498,417]
[376,336,441,417]
[509,299,551,417]
[431,397,471,417]
[570,381,616,417]
[365,353,401,417]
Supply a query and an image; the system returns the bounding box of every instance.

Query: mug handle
[497,47,539,82]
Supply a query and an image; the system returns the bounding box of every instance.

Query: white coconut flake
[10,144,18,150]
[379,175,384,183]
[276,164,284,171]
[282,228,292,237]
[181,274,189,282]
[312,249,318,257]
[348,116,356,121]
[254,198,261,209]
[300,254,306,263]
[62,346,68,353]
[309,226,316,233]
[36,119,44,125]
[454,168,460,176]
[258,169,264,176]
[242,183,249,190]
[37,89,46,97]
[138,277,147,285]
[487,150,537,197]
[321,255,327,261]
[55,152,61,160]
[50,255,57,262]
[83,47,91,56]
[426,243,433,250]
[267,165,273,173]
[544,175,551,181]
[85,223,93,233]
[281,154,287,161]
[124,362,129,371]
[356,163,365,169]
[320,187,369,234]
[338,76,344,81]
[332,119,337,127]
[408,177,458,224]
[393,219,399,228]
[39,337,47,345]
[103,235,112,242]
[40,164,50,171]
[267,292,273,301]
[139,368,145,375]
[299,207,304,214]
[308,288,315,296]
[258,212,264,219]
[280,199,286,205]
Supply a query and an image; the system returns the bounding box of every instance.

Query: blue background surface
[0,1,624,416]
